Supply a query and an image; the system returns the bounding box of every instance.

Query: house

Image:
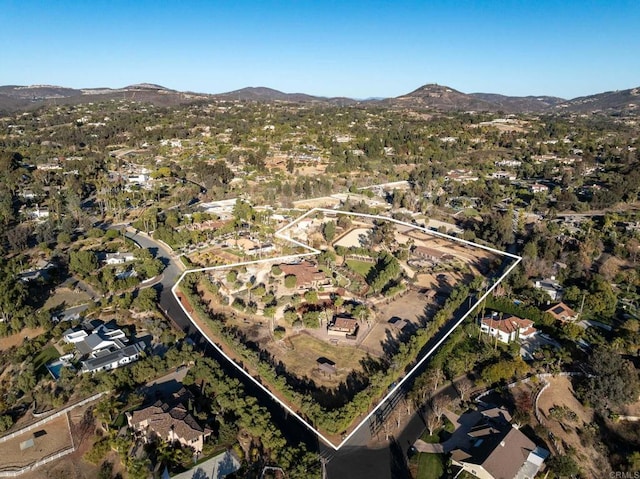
[533,277,563,301]
[246,243,275,256]
[450,409,548,479]
[64,322,145,374]
[280,261,327,289]
[127,173,150,185]
[104,252,136,265]
[490,171,517,181]
[127,391,212,454]
[81,342,145,373]
[545,302,579,322]
[529,183,549,194]
[30,207,50,220]
[328,315,358,337]
[480,315,537,344]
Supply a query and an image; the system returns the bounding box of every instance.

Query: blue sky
[1,0,638,99]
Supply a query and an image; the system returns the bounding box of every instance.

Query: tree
[548,454,580,477]
[133,287,158,312]
[430,394,451,420]
[69,250,98,276]
[455,377,473,402]
[577,346,640,412]
[322,221,336,243]
[284,275,297,289]
[304,290,318,304]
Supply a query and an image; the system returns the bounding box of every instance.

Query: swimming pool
[46,360,65,380]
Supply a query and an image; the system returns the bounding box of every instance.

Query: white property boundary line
[171,208,521,450]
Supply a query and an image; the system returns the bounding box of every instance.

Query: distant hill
[0,82,638,115]
[469,92,566,113]
[554,87,640,114]
[0,84,210,112]
[215,86,358,106]
[383,84,499,111]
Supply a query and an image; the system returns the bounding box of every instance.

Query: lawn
[33,345,60,373]
[345,259,374,278]
[415,453,445,479]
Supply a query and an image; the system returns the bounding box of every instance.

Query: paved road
[123,229,197,335]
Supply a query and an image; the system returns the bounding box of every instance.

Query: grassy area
[420,419,455,443]
[416,453,445,479]
[420,431,441,443]
[346,259,374,277]
[33,345,60,373]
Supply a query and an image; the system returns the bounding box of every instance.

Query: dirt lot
[0,327,45,351]
[537,376,606,478]
[333,227,371,248]
[267,333,368,389]
[407,231,500,275]
[43,287,90,310]
[360,290,434,354]
[414,271,473,292]
[0,414,73,474]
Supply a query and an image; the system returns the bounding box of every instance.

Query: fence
[0,446,75,477]
[0,391,105,444]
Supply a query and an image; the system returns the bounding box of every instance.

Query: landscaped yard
[33,345,60,374]
[414,452,446,479]
[345,259,374,277]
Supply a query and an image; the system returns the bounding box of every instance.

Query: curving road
[123,229,196,334]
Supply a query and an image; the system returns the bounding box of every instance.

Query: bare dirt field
[292,197,341,209]
[0,414,73,474]
[17,403,101,479]
[333,227,371,248]
[414,271,473,292]
[0,327,45,351]
[43,287,90,310]
[407,232,499,275]
[537,376,606,478]
[360,290,434,354]
[266,333,368,389]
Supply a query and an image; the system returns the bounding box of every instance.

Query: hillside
[1,81,639,115]
[0,84,210,112]
[470,92,565,113]
[384,84,499,111]
[555,87,640,114]
[215,86,358,106]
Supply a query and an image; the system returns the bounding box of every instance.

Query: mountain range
[0,82,638,115]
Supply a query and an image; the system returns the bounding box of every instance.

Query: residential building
[280,261,327,289]
[64,322,145,374]
[127,391,212,454]
[451,409,548,479]
[104,252,136,265]
[246,243,275,256]
[529,183,549,194]
[328,315,358,337]
[533,277,563,301]
[480,315,537,344]
[545,302,579,322]
[81,342,145,373]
